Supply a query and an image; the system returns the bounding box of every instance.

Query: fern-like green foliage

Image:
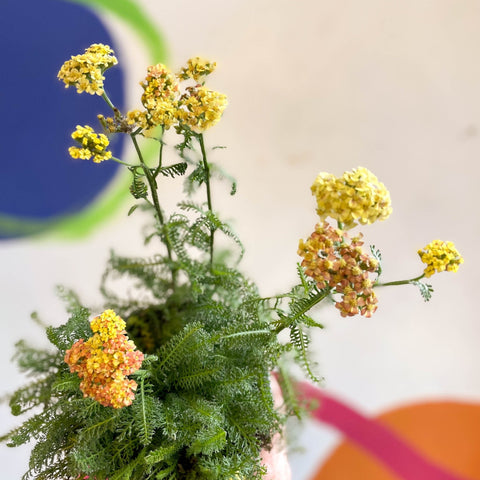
[3,240,293,479]
[2,89,324,480]
[412,280,434,302]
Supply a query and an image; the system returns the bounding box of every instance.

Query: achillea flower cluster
[177,85,228,132]
[57,43,117,95]
[418,240,463,277]
[64,310,144,409]
[178,57,217,82]
[311,167,392,229]
[100,58,227,134]
[137,63,180,131]
[298,222,379,317]
[69,125,112,163]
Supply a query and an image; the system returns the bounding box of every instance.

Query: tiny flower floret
[64,309,144,409]
[418,240,463,277]
[69,125,112,163]
[57,43,117,95]
[298,222,379,317]
[311,167,392,229]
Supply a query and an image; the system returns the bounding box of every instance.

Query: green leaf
[412,280,434,302]
[188,426,226,455]
[128,205,139,216]
[129,168,148,199]
[159,162,188,178]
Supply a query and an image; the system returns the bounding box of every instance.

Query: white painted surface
[2,1,480,478]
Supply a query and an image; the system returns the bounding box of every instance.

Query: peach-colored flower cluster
[298,222,379,317]
[64,310,144,409]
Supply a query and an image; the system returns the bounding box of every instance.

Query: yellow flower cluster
[311,167,392,229]
[58,44,227,135]
[64,310,144,409]
[57,43,117,95]
[104,58,226,134]
[137,63,180,131]
[418,240,463,278]
[69,125,112,163]
[178,56,217,81]
[298,222,379,317]
[178,86,228,132]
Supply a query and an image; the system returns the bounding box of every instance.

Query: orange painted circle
[312,401,480,480]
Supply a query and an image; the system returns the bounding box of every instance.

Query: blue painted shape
[0,0,124,223]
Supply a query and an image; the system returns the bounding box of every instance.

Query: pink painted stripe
[297,382,473,480]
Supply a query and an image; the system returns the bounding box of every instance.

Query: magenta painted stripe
[297,382,472,480]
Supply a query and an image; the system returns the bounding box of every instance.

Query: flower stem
[154,128,165,177]
[375,273,425,287]
[130,133,176,288]
[198,133,214,267]
[111,156,136,168]
[102,91,116,111]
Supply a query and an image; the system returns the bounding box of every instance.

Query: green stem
[198,133,214,267]
[376,273,425,287]
[111,156,136,168]
[130,133,176,288]
[154,129,165,177]
[102,91,116,111]
[219,329,272,341]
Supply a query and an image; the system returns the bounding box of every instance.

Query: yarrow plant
[1,43,463,480]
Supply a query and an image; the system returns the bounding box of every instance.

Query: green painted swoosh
[0,0,168,239]
[70,0,168,64]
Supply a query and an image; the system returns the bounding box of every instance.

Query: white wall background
[2,1,480,478]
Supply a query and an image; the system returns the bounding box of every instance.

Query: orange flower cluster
[65,310,144,409]
[298,222,379,317]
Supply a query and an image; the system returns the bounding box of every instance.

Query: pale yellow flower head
[69,125,112,163]
[139,63,179,129]
[178,57,217,82]
[90,309,126,342]
[418,240,464,277]
[57,43,117,95]
[311,167,392,229]
[178,86,228,132]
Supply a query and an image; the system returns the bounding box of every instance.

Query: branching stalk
[376,273,425,287]
[111,157,136,168]
[154,128,165,177]
[198,133,214,267]
[130,133,176,288]
[102,91,116,112]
